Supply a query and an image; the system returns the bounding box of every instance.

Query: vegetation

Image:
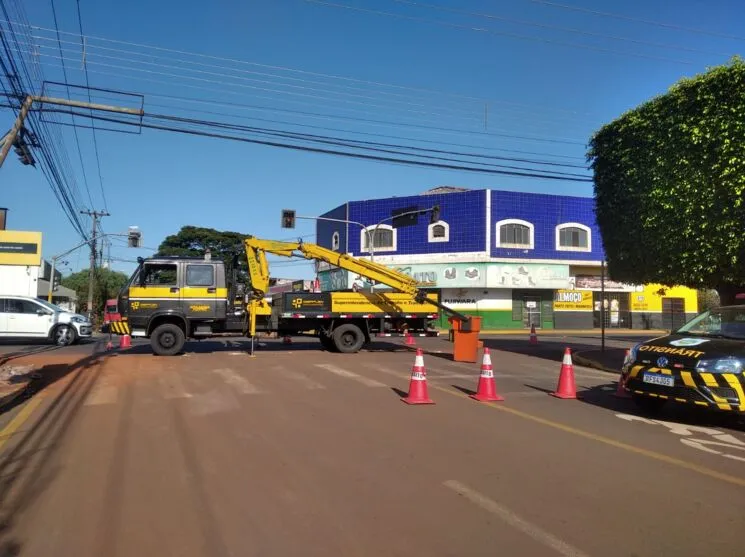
[61,267,129,318]
[157,225,250,282]
[588,57,745,304]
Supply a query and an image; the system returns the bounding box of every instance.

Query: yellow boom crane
[243,236,470,349]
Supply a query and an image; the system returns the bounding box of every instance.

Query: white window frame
[331,231,340,251]
[427,220,450,243]
[555,222,591,252]
[360,224,397,253]
[495,218,534,250]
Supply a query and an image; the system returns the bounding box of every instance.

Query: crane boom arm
[242,236,470,325]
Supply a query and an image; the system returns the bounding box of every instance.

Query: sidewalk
[430,327,667,336]
[573,348,629,374]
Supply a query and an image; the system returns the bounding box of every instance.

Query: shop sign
[486,263,572,289]
[0,230,42,266]
[554,289,593,311]
[573,274,639,292]
[440,288,511,311]
[318,268,352,291]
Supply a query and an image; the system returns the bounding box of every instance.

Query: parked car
[0,295,92,346]
[621,304,745,415]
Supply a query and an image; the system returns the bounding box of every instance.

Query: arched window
[556,223,591,252]
[428,220,450,243]
[331,231,340,251]
[360,224,397,253]
[495,219,534,249]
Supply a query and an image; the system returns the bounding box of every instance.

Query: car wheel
[53,324,76,346]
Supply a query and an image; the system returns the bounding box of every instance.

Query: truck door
[181,262,219,320]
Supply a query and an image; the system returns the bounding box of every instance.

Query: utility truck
[108,236,470,355]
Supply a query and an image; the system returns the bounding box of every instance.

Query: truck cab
[118,255,238,354]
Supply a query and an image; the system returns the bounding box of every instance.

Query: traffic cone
[402,348,434,405]
[614,350,631,398]
[550,347,577,399]
[404,330,415,345]
[119,334,131,349]
[470,347,504,402]
[529,324,538,345]
[105,339,114,351]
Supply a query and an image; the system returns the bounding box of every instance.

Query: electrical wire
[37,106,594,182]
[527,0,745,42]
[299,0,697,65]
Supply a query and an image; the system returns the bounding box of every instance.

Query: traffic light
[127,226,142,248]
[281,209,296,229]
[13,141,35,166]
[51,274,59,292]
[430,204,440,224]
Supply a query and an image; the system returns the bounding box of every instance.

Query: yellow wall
[0,230,42,266]
[630,284,698,313]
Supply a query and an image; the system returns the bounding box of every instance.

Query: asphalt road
[0,337,743,556]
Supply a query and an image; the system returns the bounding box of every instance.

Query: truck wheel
[151,323,185,356]
[332,324,365,354]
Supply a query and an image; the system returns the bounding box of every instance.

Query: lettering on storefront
[553,289,593,311]
[443,298,477,304]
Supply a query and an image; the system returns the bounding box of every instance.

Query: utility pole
[0,96,34,168]
[81,209,109,320]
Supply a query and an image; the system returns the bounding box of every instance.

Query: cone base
[470,393,504,402]
[402,397,435,405]
[549,391,577,399]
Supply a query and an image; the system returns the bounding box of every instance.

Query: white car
[0,295,93,346]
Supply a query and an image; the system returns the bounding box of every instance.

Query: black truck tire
[151,323,185,356]
[332,323,365,354]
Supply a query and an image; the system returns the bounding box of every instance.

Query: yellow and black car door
[181,262,219,319]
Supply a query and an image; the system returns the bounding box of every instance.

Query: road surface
[0,337,742,556]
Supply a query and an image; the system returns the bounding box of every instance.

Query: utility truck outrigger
[109,235,471,356]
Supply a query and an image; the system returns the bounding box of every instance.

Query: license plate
[642,372,674,387]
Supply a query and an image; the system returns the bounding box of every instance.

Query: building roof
[421,186,471,195]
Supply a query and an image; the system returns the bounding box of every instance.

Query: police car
[621,304,745,414]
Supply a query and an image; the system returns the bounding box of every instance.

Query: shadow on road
[577,384,745,433]
[113,338,408,356]
[0,347,117,552]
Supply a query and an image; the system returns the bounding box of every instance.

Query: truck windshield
[676,306,745,340]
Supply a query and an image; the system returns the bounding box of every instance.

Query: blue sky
[1,0,742,280]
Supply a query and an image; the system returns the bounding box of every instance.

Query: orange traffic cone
[550,347,577,399]
[470,347,504,402]
[105,339,114,351]
[529,324,538,345]
[404,330,416,345]
[402,348,434,405]
[614,350,631,398]
[119,334,131,349]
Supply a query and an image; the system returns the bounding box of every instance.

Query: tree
[588,57,745,304]
[157,226,250,283]
[61,267,130,318]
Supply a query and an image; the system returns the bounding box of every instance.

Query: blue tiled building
[315,187,697,330]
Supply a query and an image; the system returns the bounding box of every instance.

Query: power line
[39,106,594,182]
[49,0,93,209]
[527,0,745,42]
[299,0,697,65]
[75,0,107,211]
[390,0,732,56]
[8,18,602,118]
[13,47,590,146]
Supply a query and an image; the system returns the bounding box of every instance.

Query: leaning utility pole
[81,209,109,319]
[0,94,144,168]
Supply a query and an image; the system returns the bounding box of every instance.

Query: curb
[0,380,33,411]
[573,351,621,375]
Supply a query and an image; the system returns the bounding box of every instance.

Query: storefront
[317,260,699,331]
